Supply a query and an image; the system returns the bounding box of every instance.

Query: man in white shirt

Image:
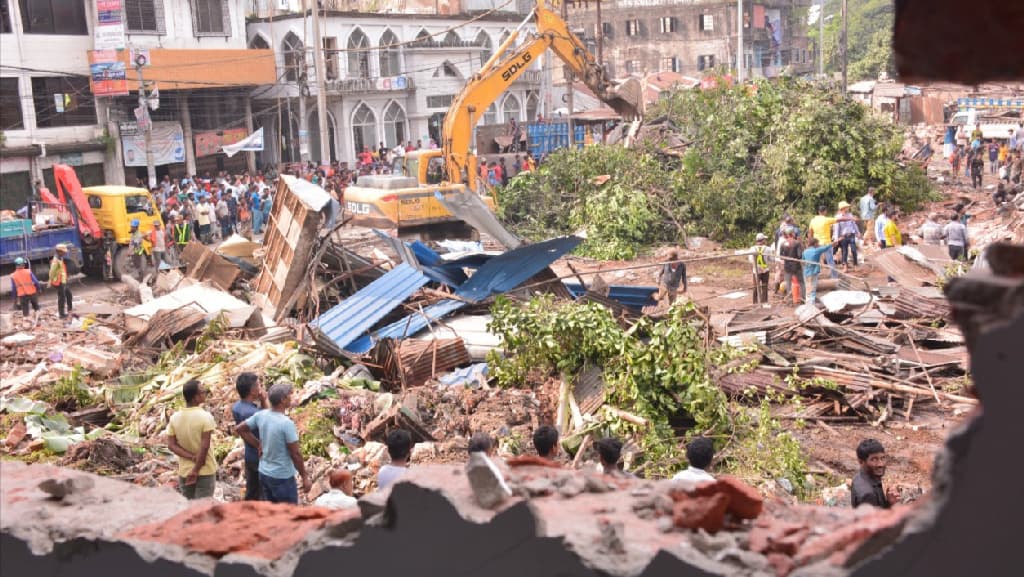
[377,429,411,490]
[672,437,715,483]
[314,469,359,510]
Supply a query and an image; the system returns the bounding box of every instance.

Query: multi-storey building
[0,0,274,205]
[246,1,546,166]
[566,0,814,80]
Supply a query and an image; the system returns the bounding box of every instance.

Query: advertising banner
[122,122,186,167]
[94,0,124,50]
[89,50,129,97]
[195,128,248,157]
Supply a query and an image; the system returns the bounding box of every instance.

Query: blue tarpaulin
[455,236,582,303]
[311,263,429,353]
[563,282,659,311]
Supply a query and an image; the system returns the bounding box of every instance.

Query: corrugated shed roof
[346,298,467,354]
[564,282,659,310]
[280,175,332,211]
[455,236,582,302]
[312,263,428,353]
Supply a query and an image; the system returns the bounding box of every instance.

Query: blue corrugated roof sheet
[345,298,468,354]
[563,282,659,310]
[312,263,429,353]
[455,236,582,303]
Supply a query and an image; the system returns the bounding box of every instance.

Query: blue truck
[0,202,84,281]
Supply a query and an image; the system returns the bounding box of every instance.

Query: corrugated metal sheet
[455,236,582,302]
[312,263,429,354]
[345,298,468,354]
[280,175,332,211]
[564,282,658,310]
[435,189,523,249]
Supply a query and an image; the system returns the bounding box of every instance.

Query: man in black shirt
[851,438,900,508]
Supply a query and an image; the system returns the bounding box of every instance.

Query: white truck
[950,109,1021,141]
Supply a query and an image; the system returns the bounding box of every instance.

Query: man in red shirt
[358,146,373,167]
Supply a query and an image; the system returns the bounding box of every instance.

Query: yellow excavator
[343,0,640,237]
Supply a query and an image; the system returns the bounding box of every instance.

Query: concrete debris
[465,451,512,508]
[38,474,95,501]
[123,283,257,333]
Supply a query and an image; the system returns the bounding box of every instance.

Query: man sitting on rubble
[596,437,631,478]
[672,437,715,483]
[235,383,311,504]
[314,469,359,510]
[377,429,412,490]
[851,438,899,509]
[532,425,560,464]
[166,380,217,500]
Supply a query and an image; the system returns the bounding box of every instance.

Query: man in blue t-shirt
[231,373,265,500]
[235,382,311,504]
[802,238,840,306]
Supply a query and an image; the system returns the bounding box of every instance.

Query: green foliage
[293,403,335,459]
[194,313,228,354]
[35,366,92,411]
[487,295,625,386]
[498,145,671,252]
[811,0,895,81]
[499,79,935,248]
[724,398,809,498]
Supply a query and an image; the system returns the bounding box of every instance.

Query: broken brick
[121,501,361,560]
[672,493,730,533]
[690,476,764,520]
[766,552,795,577]
[505,455,563,469]
[794,505,909,567]
[3,420,27,449]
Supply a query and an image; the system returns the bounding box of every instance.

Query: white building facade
[1,0,271,206]
[246,8,546,167]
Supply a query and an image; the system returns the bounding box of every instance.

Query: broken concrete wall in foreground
[1,245,1022,577]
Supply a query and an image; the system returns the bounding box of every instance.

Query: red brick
[505,455,563,469]
[691,476,764,520]
[672,493,730,533]
[120,501,362,560]
[3,420,27,449]
[794,506,909,566]
[767,552,795,577]
[748,518,806,554]
[772,527,810,556]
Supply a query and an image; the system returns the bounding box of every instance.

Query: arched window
[475,30,493,67]
[352,103,377,157]
[526,92,539,121]
[249,35,269,50]
[483,104,497,126]
[502,94,521,122]
[433,61,461,78]
[443,31,460,46]
[348,28,370,79]
[413,28,431,46]
[383,101,407,148]
[282,32,304,83]
[379,29,401,78]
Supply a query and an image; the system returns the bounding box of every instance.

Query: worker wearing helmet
[129,219,147,282]
[10,257,41,324]
[49,244,73,319]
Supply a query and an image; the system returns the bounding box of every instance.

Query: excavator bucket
[606,77,643,120]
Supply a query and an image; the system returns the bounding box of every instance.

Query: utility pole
[135,62,155,188]
[563,0,575,148]
[736,0,743,83]
[311,0,329,163]
[841,0,848,94]
[818,0,825,78]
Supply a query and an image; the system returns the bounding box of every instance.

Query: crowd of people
[945,124,1024,191]
[164,372,899,512]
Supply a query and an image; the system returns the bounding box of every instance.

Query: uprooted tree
[498,79,934,257]
[487,296,809,493]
